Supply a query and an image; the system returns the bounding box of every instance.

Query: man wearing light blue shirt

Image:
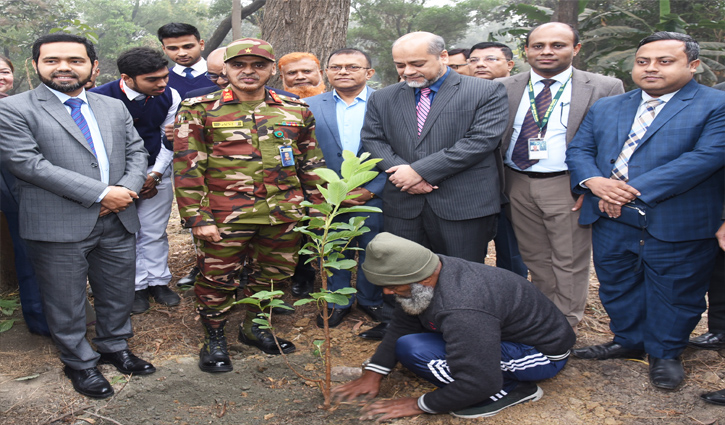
[305,48,390,340]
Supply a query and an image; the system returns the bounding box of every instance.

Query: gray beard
[396,283,434,315]
[404,65,445,88]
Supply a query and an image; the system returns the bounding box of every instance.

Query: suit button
[91,163,98,168]
[337,153,342,157]
[610,159,615,164]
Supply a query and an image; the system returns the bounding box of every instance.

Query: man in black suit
[361,31,508,262]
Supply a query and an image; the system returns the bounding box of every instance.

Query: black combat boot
[199,321,233,373]
[239,312,296,355]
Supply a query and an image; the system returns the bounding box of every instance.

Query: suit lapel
[36,85,97,156]
[395,83,418,142]
[500,73,528,152]
[567,69,593,143]
[417,72,460,144]
[86,92,114,156]
[635,79,696,148]
[614,90,642,160]
[318,93,342,150]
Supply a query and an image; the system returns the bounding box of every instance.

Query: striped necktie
[611,98,663,181]
[417,87,431,136]
[510,79,556,170]
[64,98,97,157]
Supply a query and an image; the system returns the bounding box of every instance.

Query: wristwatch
[148,172,162,185]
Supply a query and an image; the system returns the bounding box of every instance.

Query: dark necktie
[511,79,556,170]
[64,98,97,157]
[183,68,194,80]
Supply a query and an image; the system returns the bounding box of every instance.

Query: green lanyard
[527,72,572,137]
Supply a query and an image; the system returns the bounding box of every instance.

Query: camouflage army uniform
[174,86,325,325]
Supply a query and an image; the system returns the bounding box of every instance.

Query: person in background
[447,48,471,76]
[278,52,326,98]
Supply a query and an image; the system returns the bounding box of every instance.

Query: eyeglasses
[207,73,229,82]
[448,63,469,70]
[467,56,507,64]
[326,65,370,72]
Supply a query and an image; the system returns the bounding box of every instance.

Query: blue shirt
[47,86,110,201]
[333,86,370,153]
[414,67,451,105]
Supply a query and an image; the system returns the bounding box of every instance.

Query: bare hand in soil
[359,397,423,422]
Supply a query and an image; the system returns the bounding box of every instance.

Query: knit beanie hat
[362,232,440,286]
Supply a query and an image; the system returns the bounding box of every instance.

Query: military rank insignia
[222,88,235,103]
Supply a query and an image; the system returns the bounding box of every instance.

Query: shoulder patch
[278,94,308,107]
[181,93,219,106]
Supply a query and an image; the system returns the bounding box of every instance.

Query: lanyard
[527,72,572,137]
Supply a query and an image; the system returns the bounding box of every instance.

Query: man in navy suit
[305,48,391,340]
[566,32,725,390]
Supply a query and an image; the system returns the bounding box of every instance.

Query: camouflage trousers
[193,222,301,325]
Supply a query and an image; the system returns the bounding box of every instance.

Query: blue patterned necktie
[611,99,663,181]
[183,68,194,80]
[511,79,556,170]
[64,98,97,157]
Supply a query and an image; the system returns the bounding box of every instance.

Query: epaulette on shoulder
[181,92,219,106]
[269,89,308,107]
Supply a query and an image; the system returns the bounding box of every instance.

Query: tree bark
[551,0,583,69]
[204,0,267,58]
[232,0,243,40]
[261,0,351,89]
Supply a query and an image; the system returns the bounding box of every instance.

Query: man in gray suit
[498,23,624,328]
[0,34,155,399]
[362,32,508,262]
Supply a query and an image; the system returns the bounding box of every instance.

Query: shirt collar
[46,85,89,104]
[332,85,370,104]
[423,67,450,94]
[172,58,208,76]
[121,80,146,101]
[641,89,678,105]
[530,66,573,85]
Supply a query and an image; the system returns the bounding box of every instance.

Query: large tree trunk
[204,0,267,57]
[261,0,351,89]
[551,0,583,69]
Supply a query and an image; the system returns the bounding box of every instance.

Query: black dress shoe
[148,285,181,306]
[649,356,684,390]
[99,349,156,375]
[358,322,389,341]
[64,366,114,399]
[316,306,351,328]
[239,321,296,355]
[689,332,725,350]
[131,289,150,315]
[701,388,725,405]
[176,266,200,287]
[358,303,393,323]
[572,341,645,360]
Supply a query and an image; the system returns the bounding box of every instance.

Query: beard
[39,70,92,94]
[396,283,434,315]
[404,64,445,88]
[284,83,325,98]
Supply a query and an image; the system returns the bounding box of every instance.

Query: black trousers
[707,249,725,333]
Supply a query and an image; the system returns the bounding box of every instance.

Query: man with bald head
[362,31,508,262]
[498,22,624,329]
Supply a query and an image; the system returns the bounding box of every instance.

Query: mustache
[51,71,80,78]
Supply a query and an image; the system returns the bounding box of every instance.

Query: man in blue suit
[566,32,725,390]
[305,48,390,340]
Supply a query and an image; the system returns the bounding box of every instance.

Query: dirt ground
[1,206,725,425]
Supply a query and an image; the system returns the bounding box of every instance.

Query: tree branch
[205,0,267,57]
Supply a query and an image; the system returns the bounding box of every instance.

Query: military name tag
[212,121,245,128]
[280,146,295,166]
[528,138,548,160]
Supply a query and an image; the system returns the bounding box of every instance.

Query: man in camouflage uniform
[174,38,325,373]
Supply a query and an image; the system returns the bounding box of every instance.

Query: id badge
[528,138,548,160]
[279,145,295,166]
